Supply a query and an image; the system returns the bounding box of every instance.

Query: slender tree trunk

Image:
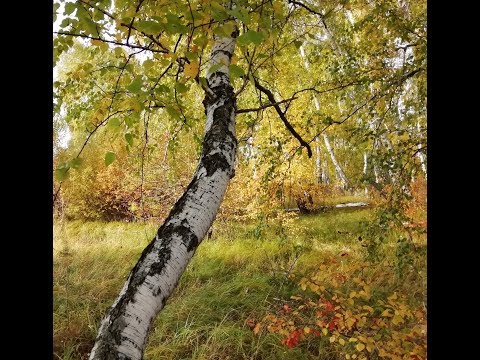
[363,151,368,195]
[322,157,330,184]
[89,27,238,360]
[416,122,427,178]
[322,133,349,190]
[314,136,323,184]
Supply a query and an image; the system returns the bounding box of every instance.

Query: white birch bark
[363,151,368,195]
[314,136,322,183]
[322,156,330,184]
[89,27,238,360]
[416,122,427,177]
[322,133,349,189]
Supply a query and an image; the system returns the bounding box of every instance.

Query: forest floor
[53,205,426,360]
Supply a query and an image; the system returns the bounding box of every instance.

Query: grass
[53,205,426,360]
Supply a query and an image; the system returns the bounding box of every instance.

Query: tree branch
[78,0,116,20]
[253,77,312,158]
[236,97,297,114]
[288,0,323,17]
[54,31,168,53]
[126,0,146,45]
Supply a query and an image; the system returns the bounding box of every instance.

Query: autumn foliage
[257,256,426,359]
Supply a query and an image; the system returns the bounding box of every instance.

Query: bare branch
[253,76,313,158]
[236,97,298,114]
[54,31,168,53]
[78,0,116,20]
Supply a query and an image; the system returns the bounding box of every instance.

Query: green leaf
[93,9,104,21]
[229,64,245,78]
[86,18,99,36]
[213,22,235,37]
[208,63,223,74]
[125,133,134,146]
[193,36,208,48]
[237,30,266,46]
[143,59,154,70]
[127,76,143,93]
[324,116,334,125]
[114,47,124,57]
[64,2,76,15]
[60,18,70,28]
[155,84,170,94]
[165,105,180,120]
[294,40,303,48]
[107,118,121,130]
[175,82,188,93]
[54,167,69,181]
[137,20,163,35]
[125,117,134,128]
[70,157,83,169]
[228,8,249,24]
[198,77,208,89]
[105,152,116,166]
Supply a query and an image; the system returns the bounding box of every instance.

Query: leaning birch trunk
[299,45,349,190]
[89,28,238,360]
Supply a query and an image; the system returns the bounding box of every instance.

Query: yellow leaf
[273,1,282,13]
[300,280,307,291]
[329,335,336,343]
[387,292,397,301]
[339,338,345,345]
[362,305,374,313]
[322,328,328,336]
[349,337,358,343]
[91,39,103,46]
[378,348,387,357]
[366,344,374,353]
[184,61,199,78]
[381,309,392,317]
[349,291,357,298]
[356,343,366,351]
[303,327,311,334]
[346,317,356,329]
[391,315,404,325]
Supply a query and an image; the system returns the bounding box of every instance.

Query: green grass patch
[53,206,425,359]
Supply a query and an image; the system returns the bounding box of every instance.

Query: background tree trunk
[89,28,238,360]
[322,133,349,190]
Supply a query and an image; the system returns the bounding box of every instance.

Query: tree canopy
[53,0,426,218]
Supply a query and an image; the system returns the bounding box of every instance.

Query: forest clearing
[54,189,426,359]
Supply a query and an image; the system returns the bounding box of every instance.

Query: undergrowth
[53,205,426,360]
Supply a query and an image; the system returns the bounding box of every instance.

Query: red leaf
[325,301,334,311]
[283,330,303,348]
